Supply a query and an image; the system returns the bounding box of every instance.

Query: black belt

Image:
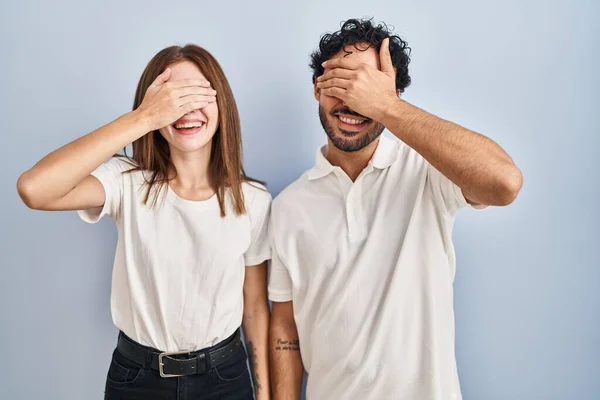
[116,329,242,378]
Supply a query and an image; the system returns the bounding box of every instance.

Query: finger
[177,94,217,106]
[181,101,211,113]
[150,68,171,88]
[320,87,346,99]
[379,38,395,76]
[175,86,217,98]
[171,79,212,89]
[317,68,354,82]
[321,57,362,71]
[316,78,350,90]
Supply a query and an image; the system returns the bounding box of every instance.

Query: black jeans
[104,333,254,400]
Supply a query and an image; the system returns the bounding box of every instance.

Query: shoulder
[90,156,140,185]
[385,136,428,174]
[241,181,272,215]
[381,135,420,165]
[93,156,143,181]
[271,171,312,216]
[242,180,271,201]
[91,156,154,199]
[105,155,138,172]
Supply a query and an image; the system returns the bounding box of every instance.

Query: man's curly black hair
[310,18,411,93]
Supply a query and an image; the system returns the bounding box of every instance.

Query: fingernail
[321,61,327,66]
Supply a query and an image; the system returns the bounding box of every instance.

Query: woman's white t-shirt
[78,157,271,352]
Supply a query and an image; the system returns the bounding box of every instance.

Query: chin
[163,129,216,153]
[174,137,213,153]
[329,127,382,153]
[330,136,364,152]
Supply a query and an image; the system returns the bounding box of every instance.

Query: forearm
[17,110,149,207]
[269,319,303,400]
[243,305,271,400]
[382,99,523,206]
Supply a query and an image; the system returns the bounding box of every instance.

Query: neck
[325,138,380,181]
[168,143,213,199]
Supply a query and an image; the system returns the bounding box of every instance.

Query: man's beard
[319,105,385,152]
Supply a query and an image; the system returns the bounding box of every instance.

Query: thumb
[379,38,395,77]
[150,68,171,88]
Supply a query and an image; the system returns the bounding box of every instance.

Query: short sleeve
[243,185,272,266]
[267,210,293,302]
[426,163,487,213]
[426,163,468,213]
[77,157,129,223]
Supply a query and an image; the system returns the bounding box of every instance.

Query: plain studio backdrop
[1,0,598,399]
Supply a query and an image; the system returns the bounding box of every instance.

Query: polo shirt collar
[307,135,399,181]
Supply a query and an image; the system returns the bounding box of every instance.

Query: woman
[17,44,271,400]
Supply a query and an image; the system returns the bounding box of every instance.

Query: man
[268,18,522,400]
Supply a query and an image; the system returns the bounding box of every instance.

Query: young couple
[17,18,522,400]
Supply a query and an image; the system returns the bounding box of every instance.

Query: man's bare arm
[270,301,303,399]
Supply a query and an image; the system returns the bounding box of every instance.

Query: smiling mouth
[173,121,205,135]
[335,114,370,129]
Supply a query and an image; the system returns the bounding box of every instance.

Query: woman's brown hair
[124,44,259,216]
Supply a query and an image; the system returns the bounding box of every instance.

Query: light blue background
[1,1,598,399]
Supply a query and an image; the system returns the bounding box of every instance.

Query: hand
[316,38,398,122]
[137,68,217,131]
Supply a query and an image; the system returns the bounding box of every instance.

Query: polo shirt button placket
[347,184,362,241]
[344,190,352,233]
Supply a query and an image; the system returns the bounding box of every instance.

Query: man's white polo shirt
[268,134,476,400]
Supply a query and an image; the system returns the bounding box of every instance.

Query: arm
[381,99,523,206]
[270,301,303,400]
[317,38,523,207]
[242,262,271,400]
[17,111,148,211]
[16,68,216,210]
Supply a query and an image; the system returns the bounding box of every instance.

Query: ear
[314,81,321,101]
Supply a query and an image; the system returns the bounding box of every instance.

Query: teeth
[339,116,364,125]
[175,122,204,129]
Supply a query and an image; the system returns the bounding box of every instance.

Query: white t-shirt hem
[453,184,469,209]
[268,291,293,302]
[77,173,109,223]
[244,251,271,267]
[456,185,489,211]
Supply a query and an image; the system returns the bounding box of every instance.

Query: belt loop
[203,348,211,371]
[145,348,152,369]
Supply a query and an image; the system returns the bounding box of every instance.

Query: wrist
[380,97,406,127]
[128,108,155,135]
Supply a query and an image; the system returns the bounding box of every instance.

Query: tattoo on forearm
[275,338,300,351]
[246,341,261,394]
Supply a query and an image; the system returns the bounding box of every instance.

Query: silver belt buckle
[158,350,191,378]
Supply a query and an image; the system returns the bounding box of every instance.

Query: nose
[185,109,205,117]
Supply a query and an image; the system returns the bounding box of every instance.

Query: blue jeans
[104,334,254,400]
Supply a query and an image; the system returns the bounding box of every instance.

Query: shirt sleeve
[267,207,293,302]
[426,162,487,213]
[77,157,129,223]
[244,185,272,266]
